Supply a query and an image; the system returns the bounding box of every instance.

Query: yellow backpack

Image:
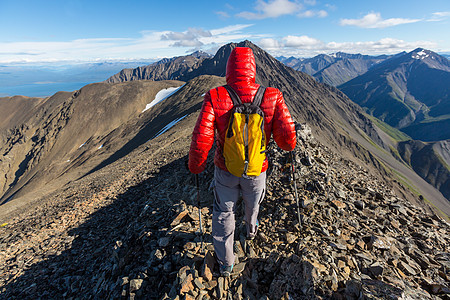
[223,85,267,178]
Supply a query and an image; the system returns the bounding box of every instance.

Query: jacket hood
[226,47,256,86]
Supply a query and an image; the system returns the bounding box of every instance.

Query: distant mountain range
[105,51,212,83]
[277,51,449,88]
[339,48,450,142]
[277,52,395,86]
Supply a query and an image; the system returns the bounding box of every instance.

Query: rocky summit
[0,124,448,299]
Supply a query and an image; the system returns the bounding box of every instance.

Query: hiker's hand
[294,122,302,131]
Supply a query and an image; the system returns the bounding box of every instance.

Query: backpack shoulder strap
[224,85,266,107]
[252,86,266,107]
[223,85,242,106]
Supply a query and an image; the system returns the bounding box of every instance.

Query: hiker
[188,47,297,277]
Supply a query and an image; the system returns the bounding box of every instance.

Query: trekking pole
[195,174,205,252]
[290,151,302,232]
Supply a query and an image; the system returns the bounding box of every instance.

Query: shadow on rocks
[1,155,216,299]
[224,253,406,300]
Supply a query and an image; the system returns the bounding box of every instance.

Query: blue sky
[0,0,449,63]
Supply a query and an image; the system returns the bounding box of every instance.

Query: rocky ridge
[0,124,448,299]
[277,52,391,87]
[105,51,212,83]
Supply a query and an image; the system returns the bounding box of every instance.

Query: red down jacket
[189,47,296,174]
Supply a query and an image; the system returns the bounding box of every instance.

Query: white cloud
[428,11,450,22]
[326,38,436,53]
[0,24,256,63]
[257,36,438,56]
[303,0,316,5]
[298,10,314,18]
[298,9,328,18]
[202,24,261,46]
[237,0,302,19]
[340,12,421,28]
[317,10,328,18]
[215,11,230,18]
[283,35,323,48]
[238,0,329,20]
[258,38,281,49]
[210,24,253,35]
[162,28,212,47]
[325,4,337,11]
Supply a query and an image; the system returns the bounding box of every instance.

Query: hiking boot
[247,219,259,240]
[220,264,233,277]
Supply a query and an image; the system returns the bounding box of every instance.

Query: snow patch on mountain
[142,85,184,112]
[412,50,430,60]
[151,114,188,140]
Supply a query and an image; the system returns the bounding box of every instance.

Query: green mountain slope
[339,48,450,141]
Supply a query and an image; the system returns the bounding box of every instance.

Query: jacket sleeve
[272,90,297,151]
[189,92,215,174]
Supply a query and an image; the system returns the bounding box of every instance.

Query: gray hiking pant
[212,166,266,267]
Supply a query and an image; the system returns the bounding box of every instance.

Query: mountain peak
[237,39,257,48]
[410,48,432,60]
[190,50,212,59]
[406,48,450,70]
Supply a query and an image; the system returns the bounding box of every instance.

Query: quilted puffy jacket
[189,47,296,174]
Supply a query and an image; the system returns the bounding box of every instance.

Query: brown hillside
[0,80,186,209]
